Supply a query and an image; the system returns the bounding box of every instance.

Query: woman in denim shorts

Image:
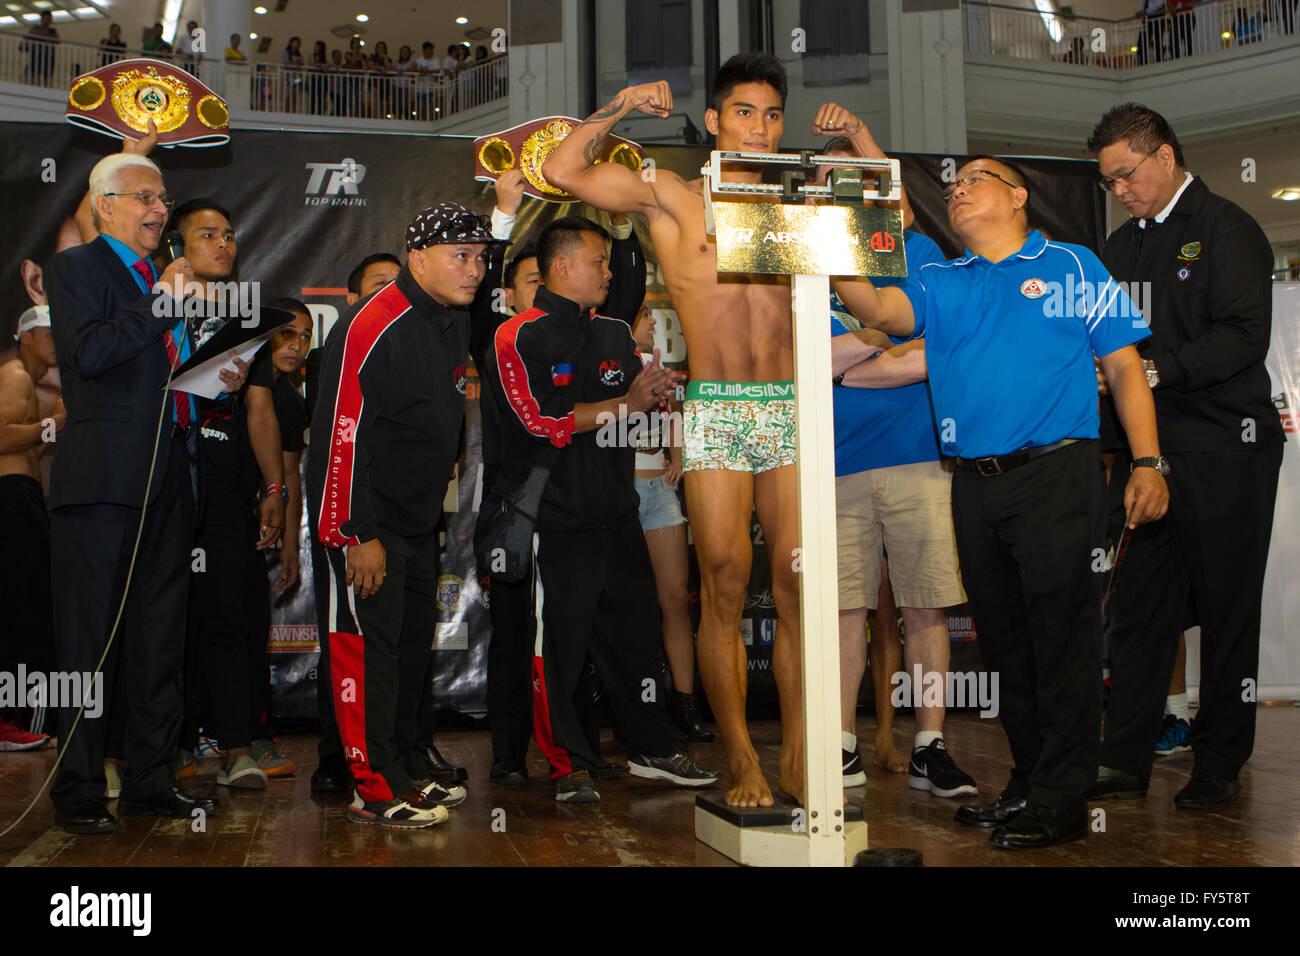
[630,306,713,742]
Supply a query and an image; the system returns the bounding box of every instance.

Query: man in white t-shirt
[410,41,440,118]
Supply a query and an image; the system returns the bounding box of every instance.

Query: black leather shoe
[311,754,352,793]
[490,759,529,785]
[671,691,715,743]
[423,745,468,785]
[1088,765,1148,800]
[989,803,1087,850]
[954,789,1027,828]
[119,785,220,818]
[1174,772,1241,809]
[54,799,118,835]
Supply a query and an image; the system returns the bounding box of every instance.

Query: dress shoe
[422,745,468,785]
[1088,765,1148,800]
[989,803,1087,850]
[954,788,1027,828]
[671,691,715,742]
[490,759,529,785]
[310,754,352,792]
[118,785,220,818]
[54,799,117,835]
[1174,772,1241,809]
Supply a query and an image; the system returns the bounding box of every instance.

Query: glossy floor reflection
[2,707,1296,866]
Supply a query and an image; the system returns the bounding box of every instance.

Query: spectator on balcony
[343,37,367,117]
[1136,0,1168,64]
[327,49,345,115]
[369,40,394,117]
[142,22,172,60]
[442,44,465,113]
[411,41,440,119]
[225,33,246,63]
[174,20,199,74]
[282,36,305,112]
[99,23,126,67]
[1168,0,1195,57]
[23,11,59,88]
[309,40,328,114]
[395,45,415,118]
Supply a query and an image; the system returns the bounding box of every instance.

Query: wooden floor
[2,707,1297,867]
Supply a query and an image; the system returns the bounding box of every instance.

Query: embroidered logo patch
[1177,266,1191,281]
[552,362,576,386]
[1020,278,1047,299]
[452,365,467,395]
[599,359,624,387]
[1178,241,1201,261]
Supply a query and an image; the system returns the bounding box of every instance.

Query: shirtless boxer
[544,52,882,806]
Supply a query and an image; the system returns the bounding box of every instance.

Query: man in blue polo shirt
[826,220,975,802]
[836,156,1169,849]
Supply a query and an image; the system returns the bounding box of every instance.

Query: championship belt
[65,58,230,148]
[473,116,643,202]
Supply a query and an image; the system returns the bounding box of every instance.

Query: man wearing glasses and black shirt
[1087,104,1283,810]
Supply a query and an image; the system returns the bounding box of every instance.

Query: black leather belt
[954,438,1077,477]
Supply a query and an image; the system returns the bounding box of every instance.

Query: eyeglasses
[1098,151,1157,192]
[103,190,175,210]
[942,170,1019,203]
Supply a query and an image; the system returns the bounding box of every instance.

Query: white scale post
[691,150,906,866]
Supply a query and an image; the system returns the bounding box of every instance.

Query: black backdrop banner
[2,123,1104,723]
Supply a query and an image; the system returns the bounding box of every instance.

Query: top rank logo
[305,159,367,207]
[1020,277,1047,299]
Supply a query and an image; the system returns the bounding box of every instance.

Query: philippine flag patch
[552,363,576,386]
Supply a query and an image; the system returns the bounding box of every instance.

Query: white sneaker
[217,754,268,789]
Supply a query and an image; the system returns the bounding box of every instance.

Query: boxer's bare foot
[873,728,908,773]
[777,747,804,806]
[726,758,773,807]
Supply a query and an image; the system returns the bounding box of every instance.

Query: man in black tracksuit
[1087,105,1284,809]
[306,202,502,828]
[470,173,649,785]
[490,216,716,803]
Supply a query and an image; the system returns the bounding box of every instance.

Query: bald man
[837,155,1168,849]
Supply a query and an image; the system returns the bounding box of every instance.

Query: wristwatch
[833,371,846,386]
[1130,456,1171,476]
[1142,358,1160,389]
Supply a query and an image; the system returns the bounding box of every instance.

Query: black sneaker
[489,759,529,785]
[908,739,977,798]
[590,761,628,780]
[347,790,449,828]
[411,778,468,808]
[627,751,720,788]
[555,770,600,803]
[843,749,866,788]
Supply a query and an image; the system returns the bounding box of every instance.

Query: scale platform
[695,793,869,866]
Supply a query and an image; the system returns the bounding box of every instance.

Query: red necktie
[135,259,191,430]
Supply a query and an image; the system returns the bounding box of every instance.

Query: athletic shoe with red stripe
[347,789,450,828]
[412,778,468,809]
[0,718,49,751]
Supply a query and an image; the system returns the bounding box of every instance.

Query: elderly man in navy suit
[45,148,242,833]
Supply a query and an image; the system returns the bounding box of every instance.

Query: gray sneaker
[555,770,600,803]
[251,739,297,778]
[218,754,267,790]
[627,751,720,788]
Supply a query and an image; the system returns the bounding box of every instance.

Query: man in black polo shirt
[307,202,500,828]
[1087,104,1284,809]
[492,216,718,803]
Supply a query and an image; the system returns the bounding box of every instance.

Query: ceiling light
[1272,187,1300,202]
[254,5,267,14]
[21,12,38,20]
[1221,31,1231,38]
[0,14,14,24]
[249,31,258,39]
[33,1,54,9]
[5,3,22,10]
[456,16,468,24]
[356,13,368,22]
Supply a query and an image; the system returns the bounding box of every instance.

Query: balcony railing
[0,31,213,89]
[0,31,507,123]
[248,57,507,121]
[963,0,1300,67]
